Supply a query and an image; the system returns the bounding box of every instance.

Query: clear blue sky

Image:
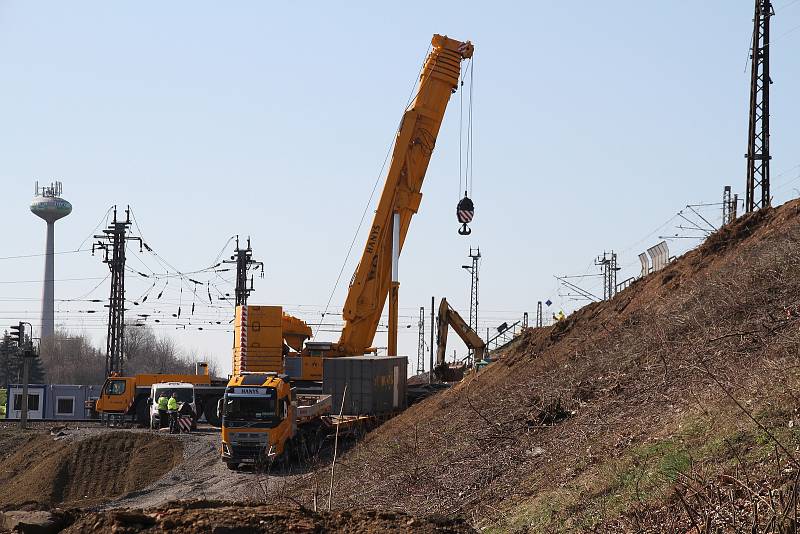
[1,1,799,376]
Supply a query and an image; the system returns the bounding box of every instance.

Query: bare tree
[36,324,212,384]
[39,331,105,384]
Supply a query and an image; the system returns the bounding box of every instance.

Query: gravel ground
[99,427,271,510]
[0,422,300,511]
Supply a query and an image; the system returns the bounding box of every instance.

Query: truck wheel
[134,396,150,427]
[225,462,238,471]
[203,397,222,427]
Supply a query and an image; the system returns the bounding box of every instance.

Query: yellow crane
[220,35,474,467]
[299,34,474,363]
[232,35,473,379]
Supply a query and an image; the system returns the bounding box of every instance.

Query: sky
[1,1,799,377]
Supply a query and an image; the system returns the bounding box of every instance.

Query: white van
[149,382,197,430]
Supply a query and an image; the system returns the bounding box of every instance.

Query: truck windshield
[154,388,193,404]
[104,379,126,395]
[223,397,276,421]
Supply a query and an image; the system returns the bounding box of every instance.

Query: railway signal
[9,322,24,346]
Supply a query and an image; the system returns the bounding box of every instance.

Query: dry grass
[276,200,800,532]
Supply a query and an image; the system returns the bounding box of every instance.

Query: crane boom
[334,34,473,356]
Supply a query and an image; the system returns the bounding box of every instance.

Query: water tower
[30,181,72,339]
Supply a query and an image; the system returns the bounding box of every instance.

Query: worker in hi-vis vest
[167,393,179,433]
[157,393,169,429]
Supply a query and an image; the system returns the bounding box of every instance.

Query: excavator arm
[334,35,474,356]
[436,297,485,365]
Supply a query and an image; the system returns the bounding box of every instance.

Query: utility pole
[429,296,434,382]
[1,333,10,389]
[9,322,34,429]
[723,186,732,224]
[20,341,30,429]
[461,247,480,365]
[417,307,425,374]
[595,251,619,301]
[536,301,543,328]
[223,236,263,307]
[723,186,739,225]
[93,206,141,377]
[745,0,774,213]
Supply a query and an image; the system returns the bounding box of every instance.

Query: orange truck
[95,363,227,426]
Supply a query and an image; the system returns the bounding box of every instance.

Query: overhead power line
[0,249,91,262]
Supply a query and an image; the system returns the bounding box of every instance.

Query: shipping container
[5,384,102,421]
[5,384,46,420]
[323,356,408,416]
[45,384,103,420]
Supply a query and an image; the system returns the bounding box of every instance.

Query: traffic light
[9,322,24,346]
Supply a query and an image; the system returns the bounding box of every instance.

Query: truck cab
[219,373,295,470]
[149,382,196,430]
[96,376,137,420]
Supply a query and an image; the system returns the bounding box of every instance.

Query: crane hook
[456,193,474,236]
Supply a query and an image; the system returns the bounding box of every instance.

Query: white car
[149,382,197,430]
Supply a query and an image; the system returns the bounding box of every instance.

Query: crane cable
[457,58,475,235]
[467,58,475,197]
[458,63,464,199]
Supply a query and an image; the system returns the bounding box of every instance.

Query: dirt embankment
[60,500,475,533]
[5,202,800,532]
[274,200,800,532]
[0,430,182,510]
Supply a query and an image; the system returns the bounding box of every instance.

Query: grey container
[323,356,408,416]
[45,384,103,420]
[5,384,103,420]
[5,384,47,420]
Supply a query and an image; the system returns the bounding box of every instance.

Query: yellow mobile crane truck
[95,363,227,426]
[220,34,474,467]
